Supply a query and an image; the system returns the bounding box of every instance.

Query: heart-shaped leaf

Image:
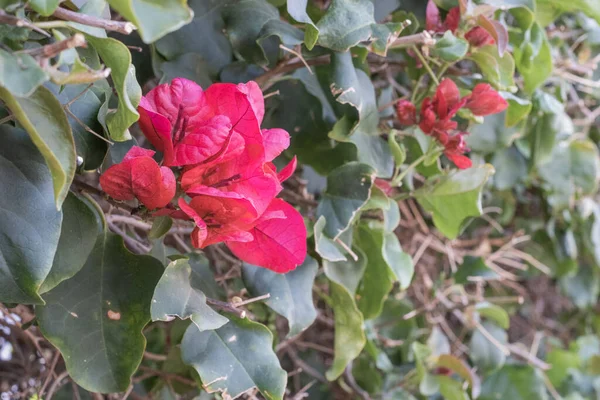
[37,231,164,393]
[415,164,495,239]
[317,162,376,239]
[151,258,229,331]
[242,256,318,337]
[181,316,287,399]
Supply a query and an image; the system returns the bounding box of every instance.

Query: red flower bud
[464,84,508,116]
[100,146,176,210]
[396,100,417,126]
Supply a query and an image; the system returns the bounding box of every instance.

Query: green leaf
[181,316,287,400]
[242,256,318,337]
[107,0,193,43]
[368,22,405,56]
[355,224,395,320]
[155,0,233,78]
[536,0,600,26]
[432,31,469,62]
[538,139,600,209]
[326,281,367,380]
[86,35,142,141]
[546,348,581,387]
[468,112,519,155]
[436,354,479,397]
[316,0,375,52]
[151,258,228,331]
[329,51,380,137]
[469,322,507,373]
[428,326,451,356]
[37,231,164,393]
[324,246,367,295]
[0,49,48,97]
[503,92,532,127]
[47,82,109,171]
[314,216,348,262]
[491,147,527,191]
[221,0,302,65]
[148,216,173,239]
[455,257,500,284]
[29,0,60,16]
[39,194,100,294]
[287,0,319,49]
[475,302,510,329]
[158,52,212,87]
[317,162,376,238]
[0,85,76,209]
[415,165,495,239]
[438,376,470,400]
[0,126,62,304]
[512,22,552,94]
[479,365,549,400]
[469,45,516,91]
[383,232,414,290]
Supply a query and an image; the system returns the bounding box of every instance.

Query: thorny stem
[51,6,136,35]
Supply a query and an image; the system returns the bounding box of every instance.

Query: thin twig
[45,371,70,400]
[205,298,247,319]
[255,55,330,87]
[52,6,136,35]
[20,33,86,58]
[390,31,436,49]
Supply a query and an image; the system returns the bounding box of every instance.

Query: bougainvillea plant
[1,0,600,399]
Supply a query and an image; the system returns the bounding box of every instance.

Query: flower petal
[226,199,307,273]
[100,146,176,209]
[131,159,176,209]
[277,156,297,183]
[237,81,265,125]
[426,0,442,31]
[262,128,290,162]
[172,115,233,166]
[464,84,508,116]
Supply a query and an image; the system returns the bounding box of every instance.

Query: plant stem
[52,6,136,35]
[19,33,86,58]
[392,154,427,186]
[412,45,440,86]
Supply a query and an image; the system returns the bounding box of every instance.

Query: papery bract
[444,133,472,169]
[178,192,256,248]
[464,84,508,116]
[100,146,176,209]
[465,26,495,47]
[426,0,460,33]
[262,128,290,162]
[138,78,265,167]
[226,199,307,273]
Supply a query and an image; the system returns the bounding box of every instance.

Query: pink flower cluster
[100,78,306,273]
[397,79,508,169]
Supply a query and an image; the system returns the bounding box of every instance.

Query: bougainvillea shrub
[1,0,600,399]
